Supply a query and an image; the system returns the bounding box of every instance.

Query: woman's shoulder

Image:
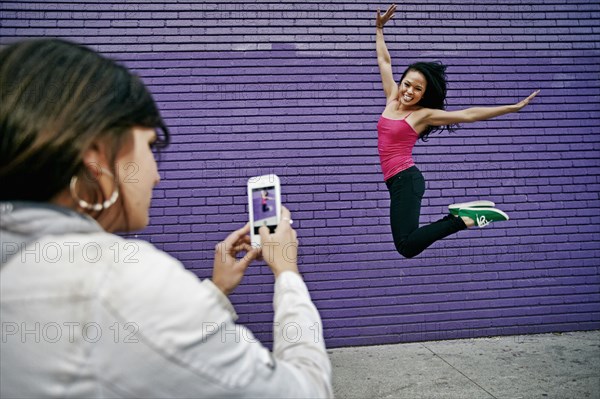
[409,106,429,114]
[405,106,432,121]
[50,231,184,277]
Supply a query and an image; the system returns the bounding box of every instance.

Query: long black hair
[399,61,456,141]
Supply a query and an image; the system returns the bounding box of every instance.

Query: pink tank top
[377,113,419,181]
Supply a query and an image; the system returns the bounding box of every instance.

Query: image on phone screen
[252,186,277,235]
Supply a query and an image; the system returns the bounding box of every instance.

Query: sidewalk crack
[421,343,498,399]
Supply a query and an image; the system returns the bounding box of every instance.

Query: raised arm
[418,90,540,128]
[376,4,398,101]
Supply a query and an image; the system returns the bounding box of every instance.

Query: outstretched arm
[419,90,540,127]
[376,4,398,101]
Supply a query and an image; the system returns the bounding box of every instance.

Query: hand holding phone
[247,174,281,247]
[259,206,298,277]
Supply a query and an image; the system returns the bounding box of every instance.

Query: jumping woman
[376,4,539,258]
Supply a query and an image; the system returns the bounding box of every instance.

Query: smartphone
[247,174,281,247]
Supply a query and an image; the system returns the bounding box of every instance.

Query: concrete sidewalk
[328,330,600,399]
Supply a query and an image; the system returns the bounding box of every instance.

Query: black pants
[386,166,467,258]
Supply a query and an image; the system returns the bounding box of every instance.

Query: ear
[81,140,111,179]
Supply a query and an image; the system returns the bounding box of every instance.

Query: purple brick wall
[2,1,599,348]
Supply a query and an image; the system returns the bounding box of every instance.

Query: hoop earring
[70,168,119,212]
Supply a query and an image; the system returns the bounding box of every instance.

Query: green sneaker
[448,200,495,216]
[458,207,509,227]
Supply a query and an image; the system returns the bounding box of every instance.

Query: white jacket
[0,202,333,398]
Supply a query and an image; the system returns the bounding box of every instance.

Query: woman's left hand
[514,90,540,111]
[212,222,261,295]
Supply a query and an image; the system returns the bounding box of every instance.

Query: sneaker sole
[449,200,495,215]
[459,207,510,222]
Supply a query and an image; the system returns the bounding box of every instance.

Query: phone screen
[251,186,278,235]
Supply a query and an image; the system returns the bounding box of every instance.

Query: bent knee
[395,242,418,259]
[398,249,418,259]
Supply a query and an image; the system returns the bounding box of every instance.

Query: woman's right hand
[259,206,299,278]
[376,4,397,29]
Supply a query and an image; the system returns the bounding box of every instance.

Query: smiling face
[398,70,427,107]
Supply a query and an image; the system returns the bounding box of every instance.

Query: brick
[5,0,598,349]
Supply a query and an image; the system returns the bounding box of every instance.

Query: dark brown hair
[0,38,169,206]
